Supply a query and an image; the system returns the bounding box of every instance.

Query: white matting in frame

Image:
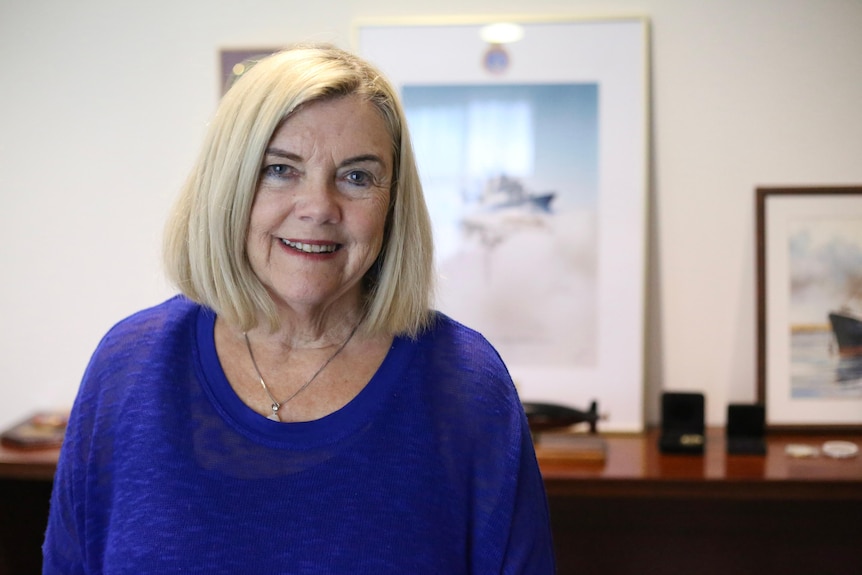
[356,17,649,432]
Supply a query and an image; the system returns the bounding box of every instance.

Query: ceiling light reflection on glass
[479,23,525,45]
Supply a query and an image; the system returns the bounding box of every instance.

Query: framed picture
[219,48,282,95]
[756,186,862,431]
[355,17,649,431]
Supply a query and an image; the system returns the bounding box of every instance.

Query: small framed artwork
[355,17,649,431]
[219,48,282,95]
[756,186,862,431]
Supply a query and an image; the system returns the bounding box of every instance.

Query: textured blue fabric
[43,296,555,574]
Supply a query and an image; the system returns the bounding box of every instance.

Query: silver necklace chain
[244,322,360,422]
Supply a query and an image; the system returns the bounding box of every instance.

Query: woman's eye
[262,163,301,181]
[344,170,372,186]
[264,164,288,177]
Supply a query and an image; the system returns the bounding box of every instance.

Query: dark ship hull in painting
[828,310,862,357]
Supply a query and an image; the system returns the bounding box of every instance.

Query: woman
[43,44,555,574]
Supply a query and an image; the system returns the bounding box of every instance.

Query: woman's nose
[294,176,341,224]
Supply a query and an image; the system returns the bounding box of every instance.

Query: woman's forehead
[266,96,394,165]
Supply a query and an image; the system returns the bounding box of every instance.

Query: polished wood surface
[0,445,60,481]
[536,427,862,500]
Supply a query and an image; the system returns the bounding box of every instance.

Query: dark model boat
[828,309,862,357]
[521,401,601,433]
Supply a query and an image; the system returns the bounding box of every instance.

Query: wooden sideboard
[537,427,862,575]
[0,447,55,575]
[2,428,860,574]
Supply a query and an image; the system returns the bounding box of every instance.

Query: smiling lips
[280,238,340,254]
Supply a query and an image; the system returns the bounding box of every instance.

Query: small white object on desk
[785,444,819,458]
[821,441,859,459]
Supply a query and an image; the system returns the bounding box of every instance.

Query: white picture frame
[355,16,649,432]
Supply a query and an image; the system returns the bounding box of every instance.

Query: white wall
[1,0,860,429]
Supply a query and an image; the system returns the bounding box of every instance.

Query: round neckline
[194,306,414,448]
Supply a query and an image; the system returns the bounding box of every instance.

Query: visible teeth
[282,239,337,254]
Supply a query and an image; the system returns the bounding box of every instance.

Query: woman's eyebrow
[263,149,385,168]
[263,147,302,161]
[340,154,386,168]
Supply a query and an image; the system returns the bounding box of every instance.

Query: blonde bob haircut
[163,44,434,337]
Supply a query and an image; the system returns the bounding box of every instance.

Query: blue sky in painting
[402,83,599,211]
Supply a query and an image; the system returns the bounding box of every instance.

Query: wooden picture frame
[756,186,862,431]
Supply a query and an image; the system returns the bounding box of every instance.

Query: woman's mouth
[280,239,340,254]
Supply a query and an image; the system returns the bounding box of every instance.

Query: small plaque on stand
[0,412,68,450]
[534,432,608,463]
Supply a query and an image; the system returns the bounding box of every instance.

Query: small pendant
[268,404,281,422]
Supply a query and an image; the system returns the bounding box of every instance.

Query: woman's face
[246,95,393,318]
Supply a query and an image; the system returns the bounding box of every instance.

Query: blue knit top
[43,296,555,574]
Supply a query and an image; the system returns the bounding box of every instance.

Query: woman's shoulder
[407,312,527,441]
[424,310,485,342]
[102,295,203,339]
[415,311,517,399]
[90,295,205,364]
[422,311,506,366]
